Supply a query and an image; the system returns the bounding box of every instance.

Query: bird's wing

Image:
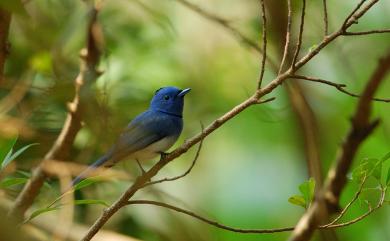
[107,111,172,161]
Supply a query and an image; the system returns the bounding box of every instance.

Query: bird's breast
[130,135,178,161]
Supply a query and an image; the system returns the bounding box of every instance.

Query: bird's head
[150,86,191,117]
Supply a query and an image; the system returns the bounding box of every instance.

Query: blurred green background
[0,0,389,241]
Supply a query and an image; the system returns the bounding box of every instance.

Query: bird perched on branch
[72,86,191,185]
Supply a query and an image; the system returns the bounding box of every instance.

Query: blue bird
[72,86,191,185]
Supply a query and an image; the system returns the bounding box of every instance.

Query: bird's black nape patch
[154,87,163,95]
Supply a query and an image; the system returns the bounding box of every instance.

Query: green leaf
[73,177,101,191]
[352,164,367,183]
[0,177,28,188]
[288,195,306,208]
[379,152,390,186]
[1,143,39,170]
[26,207,61,222]
[299,178,316,207]
[381,160,390,186]
[352,158,381,183]
[74,199,109,207]
[2,149,13,169]
[43,181,52,189]
[16,170,31,177]
[381,152,390,162]
[0,136,18,166]
[359,187,379,205]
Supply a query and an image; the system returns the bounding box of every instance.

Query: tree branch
[321,186,387,229]
[278,0,292,75]
[175,0,279,70]
[342,0,367,31]
[321,175,367,227]
[0,7,11,84]
[288,50,390,241]
[124,185,386,235]
[292,0,306,69]
[343,29,390,35]
[8,3,103,220]
[140,125,204,188]
[257,0,267,88]
[290,75,390,102]
[81,1,385,240]
[126,199,295,234]
[322,0,329,36]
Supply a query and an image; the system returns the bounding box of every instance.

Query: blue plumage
[72,86,191,185]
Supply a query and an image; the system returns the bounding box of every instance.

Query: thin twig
[176,0,261,54]
[342,0,367,30]
[257,0,267,89]
[175,0,278,70]
[278,0,292,75]
[140,124,204,188]
[322,0,329,36]
[81,1,385,240]
[255,97,276,104]
[321,186,387,229]
[125,200,295,233]
[289,48,390,241]
[291,74,390,102]
[80,96,276,241]
[292,0,306,69]
[125,187,386,234]
[8,3,103,220]
[0,80,31,114]
[291,75,346,88]
[321,175,367,227]
[343,29,390,35]
[0,7,11,84]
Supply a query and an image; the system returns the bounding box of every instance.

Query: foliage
[0,0,390,241]
[351,152,390,186]
[288,178,316,209]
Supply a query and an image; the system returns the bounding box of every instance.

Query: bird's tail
[47,155,112,208]
[71,155,110,186]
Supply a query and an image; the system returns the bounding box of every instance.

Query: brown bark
[0,8,11,84]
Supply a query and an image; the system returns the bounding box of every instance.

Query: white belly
[129,136,177,161]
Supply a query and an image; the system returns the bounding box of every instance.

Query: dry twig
[175,0,279,70]
[0,7,11,84]
[80,0,386,239]
[289,50,390,241]
[141,124,204,188]
[278,0,292,75]
[292,0,306,69]
[321,175,367,227]
[123,185,387,234]
[290,75,390,103]
[257,0,267,88]
[125,200,294,233]
[342,0,367,31]
[321,186,387,229]
[8,3,103,220]
[322,0,329,35]
[343,29,390,35]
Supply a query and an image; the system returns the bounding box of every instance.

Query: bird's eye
[164,95,170,100]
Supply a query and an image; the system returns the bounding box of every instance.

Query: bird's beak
[178,88,191,97]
